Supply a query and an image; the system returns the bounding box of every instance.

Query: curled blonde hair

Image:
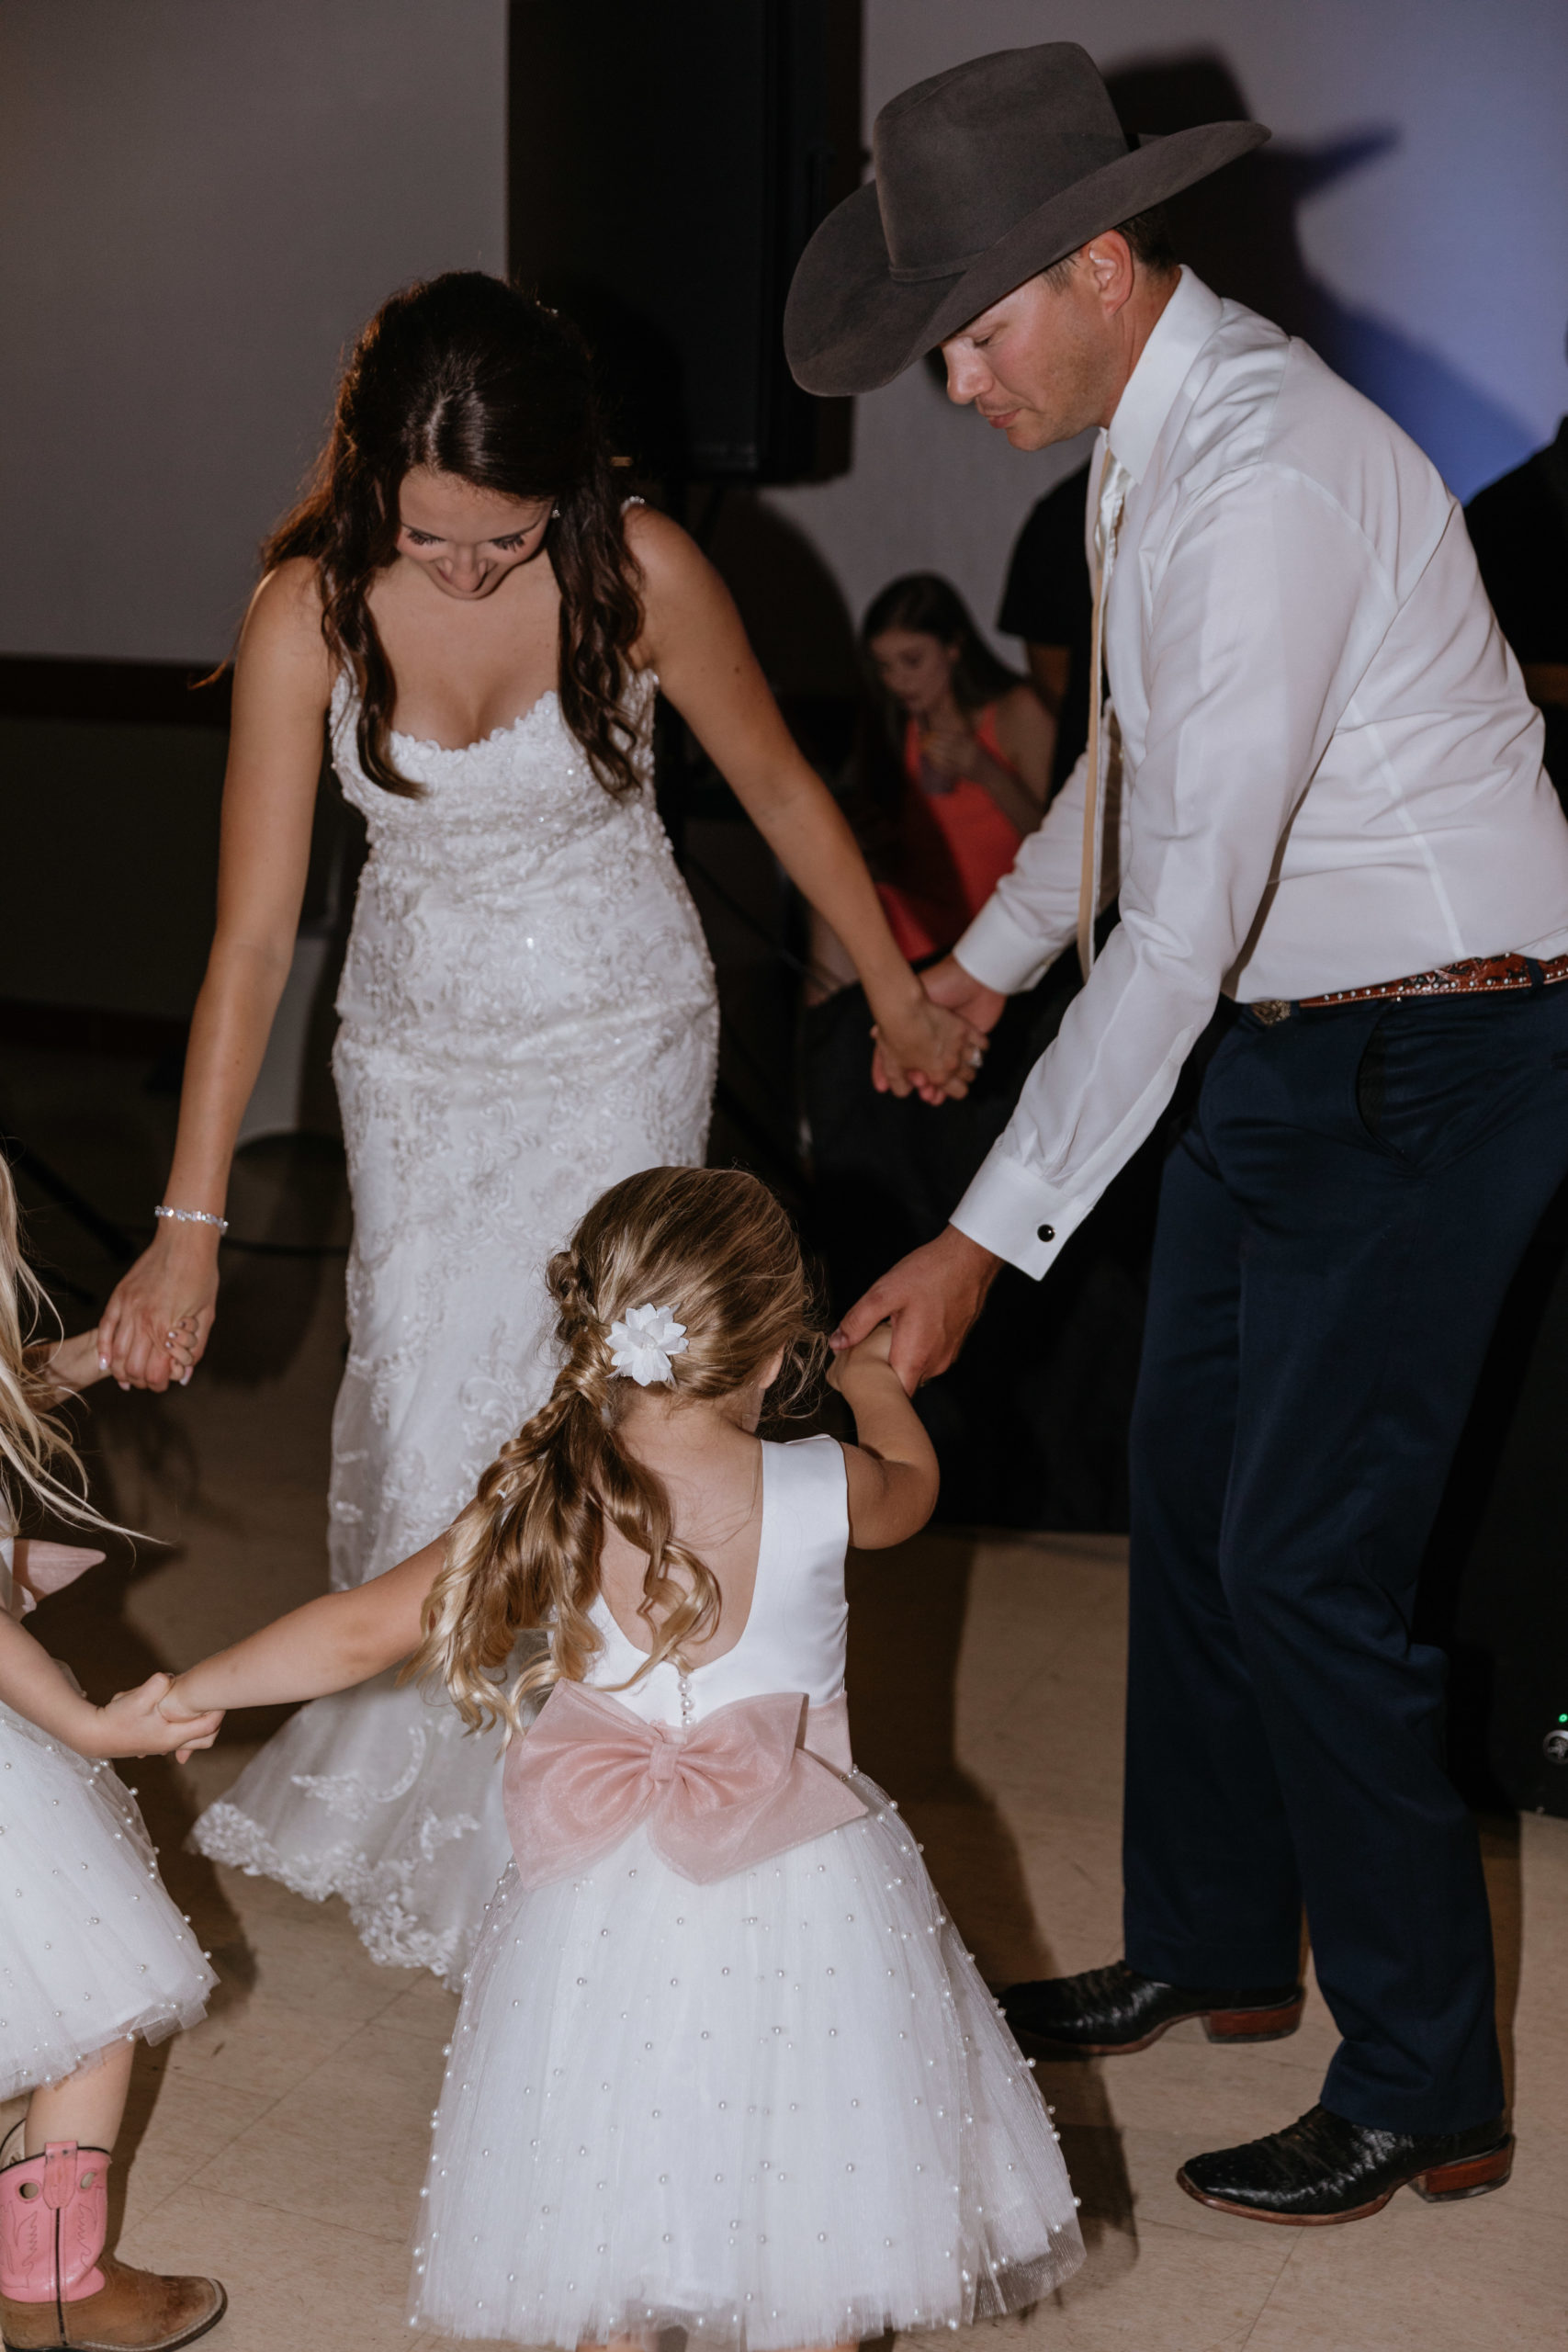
[408,1166,825,1735]
[0,1158,109,1533]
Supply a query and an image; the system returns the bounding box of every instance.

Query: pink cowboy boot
[0,2140,224,2351]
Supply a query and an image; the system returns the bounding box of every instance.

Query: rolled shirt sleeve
[952,468,1393,1277]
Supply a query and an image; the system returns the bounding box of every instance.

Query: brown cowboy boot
[0,2141,225,2351]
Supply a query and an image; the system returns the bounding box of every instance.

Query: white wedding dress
[191,667,718,1985]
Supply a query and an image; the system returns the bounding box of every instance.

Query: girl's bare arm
[0,1613,220,1760]
[829,1324,941,1548]
[28,1330,107,1401]
[163,1540,446,1718]
[96,562,333,1391]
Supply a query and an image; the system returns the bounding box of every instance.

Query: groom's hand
[919,953,1009,1035]
[831,1225,1001,1393]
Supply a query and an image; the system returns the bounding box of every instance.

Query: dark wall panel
[508,0,859,482]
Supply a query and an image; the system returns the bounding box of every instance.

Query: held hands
[92,1672,222,1764]
[826,1317,897,1395]
[97,1225,218,1392]
[830,1225,1002,1394]
[871,954,1009,1103]
[870,991,987,1104]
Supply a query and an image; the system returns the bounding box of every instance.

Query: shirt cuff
[950,1148,1090,1281]
[953,894,1062,995]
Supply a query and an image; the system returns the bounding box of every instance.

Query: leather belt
[1248,951,1568,1025]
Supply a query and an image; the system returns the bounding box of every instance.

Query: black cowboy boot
[1002,1959,1305,2053]
[1178,2103,1514,2223]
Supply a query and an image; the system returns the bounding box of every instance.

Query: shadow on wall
[1108,52,1537,500]
[704,491,861,708]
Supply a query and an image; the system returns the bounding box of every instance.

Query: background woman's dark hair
[846,572,1021,870]
[264,271,643,799]
[861,571,1020,719]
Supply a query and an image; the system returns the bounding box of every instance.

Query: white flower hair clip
[607,1303,688,1387]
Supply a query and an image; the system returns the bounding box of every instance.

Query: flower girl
[0,1160,226,2350]
[164,1165,1084,2347]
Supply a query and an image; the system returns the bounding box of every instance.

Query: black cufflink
[1037,1224,1055,1243]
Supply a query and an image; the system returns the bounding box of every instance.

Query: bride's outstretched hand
[870,956,1009,1103]
[96,1227,218,1393]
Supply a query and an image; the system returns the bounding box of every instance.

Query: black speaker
[507,0,859,483]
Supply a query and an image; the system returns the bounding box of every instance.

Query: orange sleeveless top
[877,705,1026,961]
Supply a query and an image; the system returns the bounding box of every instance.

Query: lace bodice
[330,668,694,1068]
[332,673,656,869]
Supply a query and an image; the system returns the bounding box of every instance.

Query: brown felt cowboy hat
[784,42,1269,397]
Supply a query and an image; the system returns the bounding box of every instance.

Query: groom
[785,44,1568,2223]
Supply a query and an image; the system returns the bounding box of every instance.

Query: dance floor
[7,1054,1567,2351]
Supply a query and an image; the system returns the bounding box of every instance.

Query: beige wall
[0,0,507,665]
[4,2,1563,673]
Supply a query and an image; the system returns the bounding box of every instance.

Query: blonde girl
[0,1161,225,2350]
[164,1165,1082,2349]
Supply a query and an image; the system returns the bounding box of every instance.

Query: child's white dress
[413,1436,1083,2349]
[0,1538,216,2099]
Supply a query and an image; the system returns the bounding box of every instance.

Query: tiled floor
[9,1070,1567,2349]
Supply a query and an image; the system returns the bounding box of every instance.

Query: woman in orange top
[805,575,1070,1521]
[868,573,1056,965]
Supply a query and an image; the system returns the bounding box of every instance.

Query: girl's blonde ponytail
[406,1166,824,1736]
[0,1159,112,1534]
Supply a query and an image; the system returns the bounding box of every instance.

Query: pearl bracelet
[155,1204,230,1234]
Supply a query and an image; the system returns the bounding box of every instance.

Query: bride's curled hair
[265,271,644,800]
[409,1168,826,1736]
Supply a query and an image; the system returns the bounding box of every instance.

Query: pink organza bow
[6,1542,104,1619]
[502,1680,867,1891]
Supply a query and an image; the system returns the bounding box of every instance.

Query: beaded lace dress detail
[191,668,717,1983]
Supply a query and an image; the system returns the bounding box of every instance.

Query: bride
[97,274,976,1984]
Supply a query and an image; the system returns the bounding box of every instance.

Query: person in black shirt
[1465,411,1568,812]
[996,460,1092,797]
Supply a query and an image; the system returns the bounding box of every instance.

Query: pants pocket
[1354,1010,1393,1143]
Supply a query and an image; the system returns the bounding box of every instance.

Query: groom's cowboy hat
[784,43,1268,397]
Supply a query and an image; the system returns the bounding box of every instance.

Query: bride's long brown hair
[407,1167,825,1736]
[265,272,644,799]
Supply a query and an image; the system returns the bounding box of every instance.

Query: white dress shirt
[952,268,1568,1280]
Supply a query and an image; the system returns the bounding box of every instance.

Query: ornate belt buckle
[1250,999,1292,1026]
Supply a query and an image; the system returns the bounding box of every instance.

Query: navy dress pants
[1124,982,1568,2134]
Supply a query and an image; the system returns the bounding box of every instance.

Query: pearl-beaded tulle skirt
[0,1702,216,2099]
[412,1773,1083,2349]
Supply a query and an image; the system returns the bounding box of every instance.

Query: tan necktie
[1078,445,1129,982]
